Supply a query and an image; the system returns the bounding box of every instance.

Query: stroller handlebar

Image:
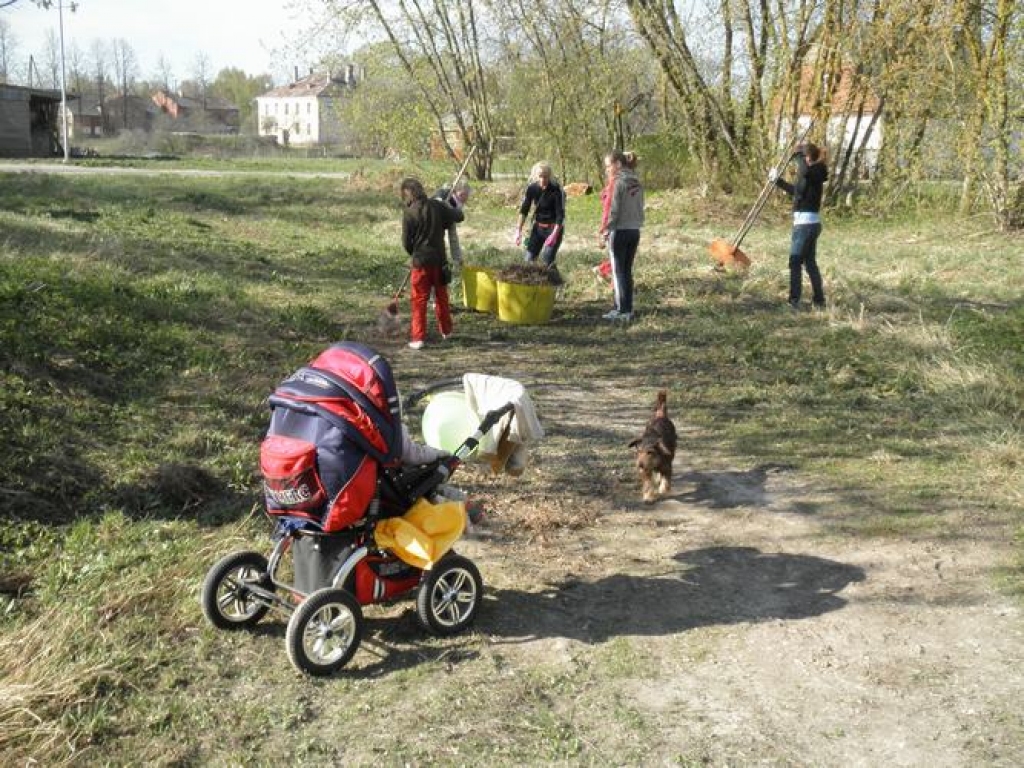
[404,402,517,501]
[476,402,517,435]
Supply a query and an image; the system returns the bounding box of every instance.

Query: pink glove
[513,228,522,246]
[544,226,560,247]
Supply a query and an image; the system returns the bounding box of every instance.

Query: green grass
[1,160,1021,764]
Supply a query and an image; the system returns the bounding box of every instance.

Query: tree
[110,38,138,129]
[312,0,499,179]
[89,38,108,133]
[41,26,59,87]
[212,67,272,134]
[153,53,174,92]
[489,0,657,183]
[336,41,437,159]
[191,51,211,107]
[948,0,1021,229]
[0,16,19,83]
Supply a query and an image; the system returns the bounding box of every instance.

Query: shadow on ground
[482,546,865,644]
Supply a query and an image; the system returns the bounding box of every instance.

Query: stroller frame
[202,402,514,676]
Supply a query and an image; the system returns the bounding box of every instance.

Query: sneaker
[619,312,633,322]
[408,340,424,350]
[441,333,451,340]
[603,309,621,320]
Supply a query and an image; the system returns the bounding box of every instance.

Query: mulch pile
[495,263,565,286]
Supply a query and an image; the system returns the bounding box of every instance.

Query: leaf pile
[495,262,564,286]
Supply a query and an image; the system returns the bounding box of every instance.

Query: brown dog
[628,390,677,504]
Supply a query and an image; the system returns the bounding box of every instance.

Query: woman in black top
[772,142,828,309]
[515,161,565,266]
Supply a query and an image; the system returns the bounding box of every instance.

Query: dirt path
[446,383,1024,766]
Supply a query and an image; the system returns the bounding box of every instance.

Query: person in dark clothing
[771,142,828,309]
[515,161,565,266]
[400,177,465,349]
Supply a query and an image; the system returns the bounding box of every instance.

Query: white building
[254,67,358,147]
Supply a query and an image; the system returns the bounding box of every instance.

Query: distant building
[67,94,104,139]
[0,83,67,157]
[104,94,159,134]
[255,67,359,147]
[780,60,884,176]
[430,113,472,161]
[152,89,240,133]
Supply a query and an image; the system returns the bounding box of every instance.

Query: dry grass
[0,610,129,765]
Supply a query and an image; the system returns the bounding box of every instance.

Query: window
[306,102,311,114]
[284,103,289,115]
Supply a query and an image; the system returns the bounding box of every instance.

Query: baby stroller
[200,342,513,676]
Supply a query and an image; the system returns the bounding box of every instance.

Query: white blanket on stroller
[462,373,543,474]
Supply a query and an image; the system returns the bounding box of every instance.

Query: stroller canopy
[261,342,403,532]
[270,342,402,464]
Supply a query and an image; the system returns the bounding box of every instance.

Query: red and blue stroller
[201,342,512,676]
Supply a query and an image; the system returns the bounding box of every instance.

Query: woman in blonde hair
[514,161,565,266]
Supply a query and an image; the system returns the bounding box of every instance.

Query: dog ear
[655,440,673,457]
[627,438,641,449]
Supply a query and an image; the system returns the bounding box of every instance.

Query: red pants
[410,265,452,343]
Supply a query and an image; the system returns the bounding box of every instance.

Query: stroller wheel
[201,551,273,630]
[416,554,483,636]
[286,588,363,676]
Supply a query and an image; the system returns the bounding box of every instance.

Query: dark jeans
[610,228,640,314]
[789,222,825,306]
[525,222,562,266]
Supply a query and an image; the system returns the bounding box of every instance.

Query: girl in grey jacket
[600,150,644,321]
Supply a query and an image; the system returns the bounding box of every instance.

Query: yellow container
[462,265,498,313]
[496,281,556,325]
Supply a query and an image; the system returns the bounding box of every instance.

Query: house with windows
[779,60,884,177]
[66,94,104,139]
[254,67,359,148]
[104,94,159,134]
[152,89,240,133]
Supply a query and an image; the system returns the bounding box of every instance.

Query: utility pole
[57,0,69,162]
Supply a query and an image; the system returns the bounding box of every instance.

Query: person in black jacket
[400,177,464,350]
[514,161,565,266]
[771,142,828,309]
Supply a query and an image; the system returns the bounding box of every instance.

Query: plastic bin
[495,281,556,325]
[461,265,498,313]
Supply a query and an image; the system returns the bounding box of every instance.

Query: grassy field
[1,161,1022,765]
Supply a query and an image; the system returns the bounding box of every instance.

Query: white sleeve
[401,425,449,464]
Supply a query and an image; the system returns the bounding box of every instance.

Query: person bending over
[515,161,565,267]
[400,177,464,349]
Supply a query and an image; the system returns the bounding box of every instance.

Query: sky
[2,0,335,86]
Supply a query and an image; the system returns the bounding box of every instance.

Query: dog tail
[655,389,668,419]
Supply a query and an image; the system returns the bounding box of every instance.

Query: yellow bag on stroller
[374,498,466,570]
